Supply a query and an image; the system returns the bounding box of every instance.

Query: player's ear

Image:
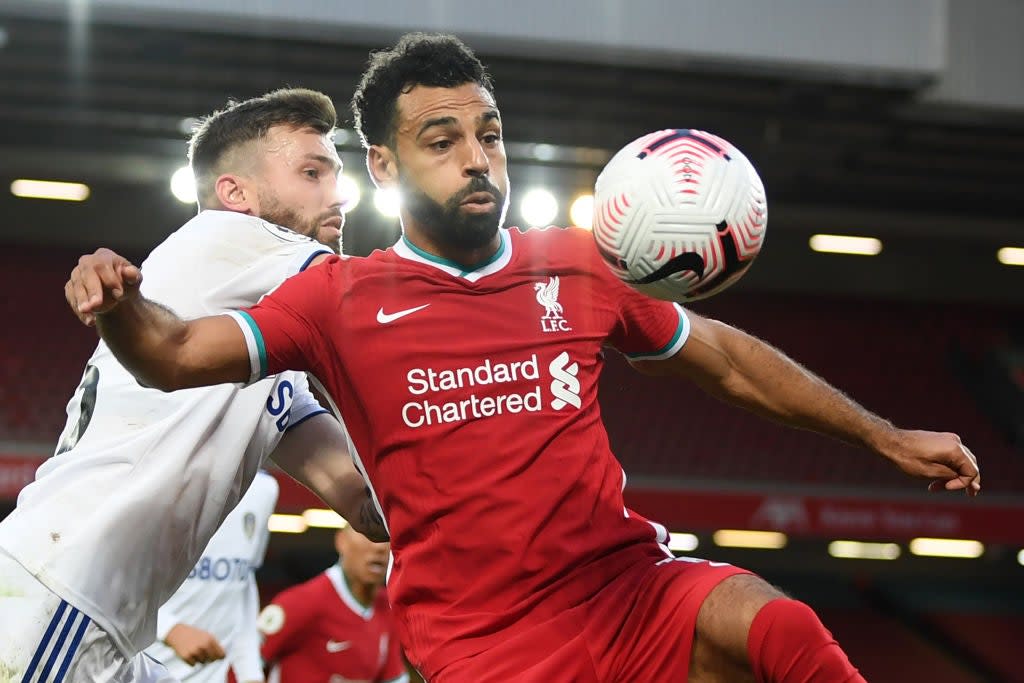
[367,145,398,189]
[214,174,256,214]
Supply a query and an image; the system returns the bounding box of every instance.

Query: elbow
[130,366,190,393]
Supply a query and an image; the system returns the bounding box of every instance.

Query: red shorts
[433,550,749,682]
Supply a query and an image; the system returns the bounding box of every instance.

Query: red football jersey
[258,566,407,683]
[235,226,688,678]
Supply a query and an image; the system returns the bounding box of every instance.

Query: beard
[258,190,342,254]
[401,173,508,251]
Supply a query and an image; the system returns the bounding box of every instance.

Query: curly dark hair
[351,33,494,148]
[188,88,336,207]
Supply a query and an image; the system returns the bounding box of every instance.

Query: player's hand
[164,623,226,666]
[882,429,980,497]
[65,247,143,326]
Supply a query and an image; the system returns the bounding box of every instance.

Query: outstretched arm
[66,248,257,390]
[633,311,981,495]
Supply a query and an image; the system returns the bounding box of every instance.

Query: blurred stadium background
[0,1,1022,681]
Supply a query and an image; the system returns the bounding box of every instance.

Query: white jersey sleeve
[0,210,328,658]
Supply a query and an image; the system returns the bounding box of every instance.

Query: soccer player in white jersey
[0,88,382,683]
[145,470,278,683]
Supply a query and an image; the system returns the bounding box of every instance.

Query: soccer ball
[592,129,767,302]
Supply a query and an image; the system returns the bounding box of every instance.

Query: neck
[401,220,501,270]
[342,567,378,608]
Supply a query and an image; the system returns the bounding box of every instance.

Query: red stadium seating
[925,611,1024,683]
[816,606,984,683]
[0,247,98,445]
[601,292,1024,493]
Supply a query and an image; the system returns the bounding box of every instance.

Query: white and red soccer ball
[592,129,767,302]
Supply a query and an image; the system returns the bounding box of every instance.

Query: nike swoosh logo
[326,640,351,653]
[376,304,430,324]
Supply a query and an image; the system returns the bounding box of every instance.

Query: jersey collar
[392,228,513,282]
[326,564,374,621]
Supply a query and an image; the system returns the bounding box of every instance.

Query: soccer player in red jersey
[258,526,408,683]
[67,34,980,683]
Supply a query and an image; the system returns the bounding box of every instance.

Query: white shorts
[0,549,176,683]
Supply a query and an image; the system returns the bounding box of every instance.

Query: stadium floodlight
[338,174,361,213]
[667,532,699,552]
[908,537,984,559]
[997,247,1024,266]
[570,194,594,230]
[170,166,197,204]
[11,179,90,202]
[303,508,348,529]
[712,529,787,550]
[520,188,558,227]
[1018,549,1024,566]
[809,234,882,256]
[374,187,401,217]
[267,513,308,534]
[828,540,900,561]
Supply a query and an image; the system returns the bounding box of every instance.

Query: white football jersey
[0,210,331,657]
[145,470,278,683]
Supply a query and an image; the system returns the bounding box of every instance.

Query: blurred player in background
[65,35,981,683]
[258,525,408,683]
[0,88,381,683]
[145,470,278,683]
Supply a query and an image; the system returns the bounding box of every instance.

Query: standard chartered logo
[549,351,581,409]
[401,352,583,428]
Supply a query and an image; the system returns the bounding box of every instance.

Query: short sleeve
[258,588,314,665]
[603,273,691,361]
[226,256,341,383]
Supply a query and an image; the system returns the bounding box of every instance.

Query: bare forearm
[95,294,192,391]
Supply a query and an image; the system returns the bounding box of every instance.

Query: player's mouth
[367,559,387,576]
[320,216,343,240]
[460,192,495,214]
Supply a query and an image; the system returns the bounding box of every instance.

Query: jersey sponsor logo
[534,276,572,333]
[549,352,581,410]
[257,604,285,634]
[376,304,430,324]
[400,352,582,427]
[326,639,352,653]
[187,556,254,582]
[266,379,294,432]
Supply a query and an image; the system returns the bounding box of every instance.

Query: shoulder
[510,225,610,276]
[270,574,328,613]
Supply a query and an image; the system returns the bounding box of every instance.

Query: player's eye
[482,133,502,145]
[430,140,452,151]
[304,169,320,179]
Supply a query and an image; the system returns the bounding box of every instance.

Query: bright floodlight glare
[11,179,90,202]
[374,187,401,217]
[570,194,594,230]
[267,514,307,534]
[1018,549,1024,566]
[713,529,788,550]
[338,174,361,213]
[828,540,901,561]
[908,537,984,559]
[809,234,882,256]
[170,166,197,204]
[302,508,348,529]
[997,247,1024,266]
[667,532,699,552]
[520,188,558,227]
